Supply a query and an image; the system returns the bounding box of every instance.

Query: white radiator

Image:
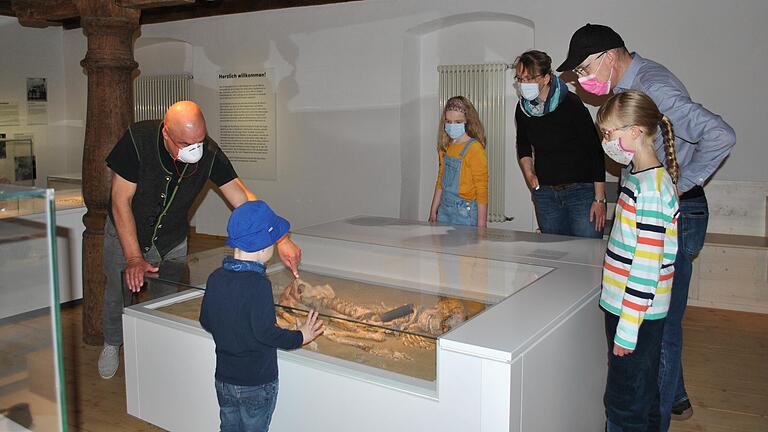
[438,64,508,222]
[133,74,193,121]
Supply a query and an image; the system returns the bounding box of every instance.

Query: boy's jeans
[216,379,278,432]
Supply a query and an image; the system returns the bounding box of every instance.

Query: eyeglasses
[514,74,543,83]
[168,134,203,149]
[600,124,633,139]
[165,126,204,149]
[573,51,606,77]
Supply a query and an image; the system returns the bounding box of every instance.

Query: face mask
[578,55,613,96]
[517,82,540,101]
[444,123,466,140]
[602,137,635,166]
[176,142,203,163]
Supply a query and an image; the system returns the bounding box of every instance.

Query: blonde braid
[659,115,679,185]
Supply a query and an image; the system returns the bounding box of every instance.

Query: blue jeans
[533,183,603,238]
[604,311,665,432]
[437,190,478,226]
[216,379,278,432]
[658,195,708,429]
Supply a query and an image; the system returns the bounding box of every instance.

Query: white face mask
[176,142,203,164]
[602,137,634,166]
[517,82,540,101]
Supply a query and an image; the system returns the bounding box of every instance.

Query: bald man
[99,101,301,379]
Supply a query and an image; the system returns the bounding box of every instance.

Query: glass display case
[129,244,550,382]
[0,138,35,187]
[0,185,68,431]
[123,218,608,432]
[46,175,84,211]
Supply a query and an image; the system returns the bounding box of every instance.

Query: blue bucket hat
[226,200,290,253]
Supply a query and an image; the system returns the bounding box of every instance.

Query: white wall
[0,18,83,187]
[3,0,766,235]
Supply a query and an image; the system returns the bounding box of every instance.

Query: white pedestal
[0,205,85,319]
[123,218,608,431]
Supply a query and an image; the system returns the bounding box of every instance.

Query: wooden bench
[690,233,768,314]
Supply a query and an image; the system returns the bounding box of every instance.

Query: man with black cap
[558,24,736,428]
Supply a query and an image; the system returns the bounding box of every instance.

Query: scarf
[222,256,266,274]
[519,74,569,117]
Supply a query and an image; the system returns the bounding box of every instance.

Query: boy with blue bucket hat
[199,200,324,431]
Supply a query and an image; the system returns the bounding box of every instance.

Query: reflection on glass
[46,175,84,210]
[146,231,552,383]
[155,268,492,382]
[0,185,67,431]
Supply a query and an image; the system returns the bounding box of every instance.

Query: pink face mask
[578,55,613,96]
[602,137,635,166]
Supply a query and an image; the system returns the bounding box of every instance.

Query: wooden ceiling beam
[9,0,79,27]
[0,0,14,16]
[115,0,195,9]
[5,0,364,29]
[132,0,361,26]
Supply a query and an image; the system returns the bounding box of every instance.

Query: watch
[594,198,607,204]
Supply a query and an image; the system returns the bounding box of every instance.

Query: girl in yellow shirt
[428,96,489,227]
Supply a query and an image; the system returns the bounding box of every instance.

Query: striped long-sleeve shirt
[601,166,679,350]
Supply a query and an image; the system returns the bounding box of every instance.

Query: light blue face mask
[444,122,466,140]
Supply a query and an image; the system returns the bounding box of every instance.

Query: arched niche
[134,37,194,77]
[399,12,537,231]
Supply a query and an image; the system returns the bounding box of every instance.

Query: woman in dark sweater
[514,50,606,238]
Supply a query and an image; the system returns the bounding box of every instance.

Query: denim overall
[437,139,478,226]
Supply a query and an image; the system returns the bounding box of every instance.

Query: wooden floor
[8,234,768,431]
[669,308,768,432]
[59,233,225,432]
[51,305,768,431]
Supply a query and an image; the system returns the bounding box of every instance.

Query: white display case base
[123,218,608,431]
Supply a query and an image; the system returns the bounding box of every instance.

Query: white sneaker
[98,344,120,379]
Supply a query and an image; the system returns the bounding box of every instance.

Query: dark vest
[122,120,217,258]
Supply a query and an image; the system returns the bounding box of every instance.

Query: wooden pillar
[75,0,140,345]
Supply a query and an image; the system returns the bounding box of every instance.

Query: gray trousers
[102,217,187,346]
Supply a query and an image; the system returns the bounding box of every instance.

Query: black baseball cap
[557,24,625,72]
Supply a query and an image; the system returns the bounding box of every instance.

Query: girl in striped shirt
[596,90,679,432]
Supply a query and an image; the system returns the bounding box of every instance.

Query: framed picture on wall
[14,155,36,182]
[26,78,47,102]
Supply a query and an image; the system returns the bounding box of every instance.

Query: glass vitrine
[46,175,84,211]
[0,185,67,431]
[0,138,35,187]
[129,239,551,382]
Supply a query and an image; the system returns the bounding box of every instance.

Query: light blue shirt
[614,53,736,193]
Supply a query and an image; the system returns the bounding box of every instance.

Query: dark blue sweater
[199,261,303,386]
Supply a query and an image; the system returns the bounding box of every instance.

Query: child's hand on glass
[299,310,324,345]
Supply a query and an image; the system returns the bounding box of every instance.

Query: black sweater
[199,267,303,386]
[515,92,605,186]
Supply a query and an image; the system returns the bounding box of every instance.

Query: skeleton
[294,279,386,321]
[275,309,318,351]
[275,279,468,362]
[400,333,435,350]
[324,326,386,342]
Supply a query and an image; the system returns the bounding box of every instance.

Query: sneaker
[671,398,693,421]
[98,344,120,379]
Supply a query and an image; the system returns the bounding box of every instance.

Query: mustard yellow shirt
[436,140,489,205]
